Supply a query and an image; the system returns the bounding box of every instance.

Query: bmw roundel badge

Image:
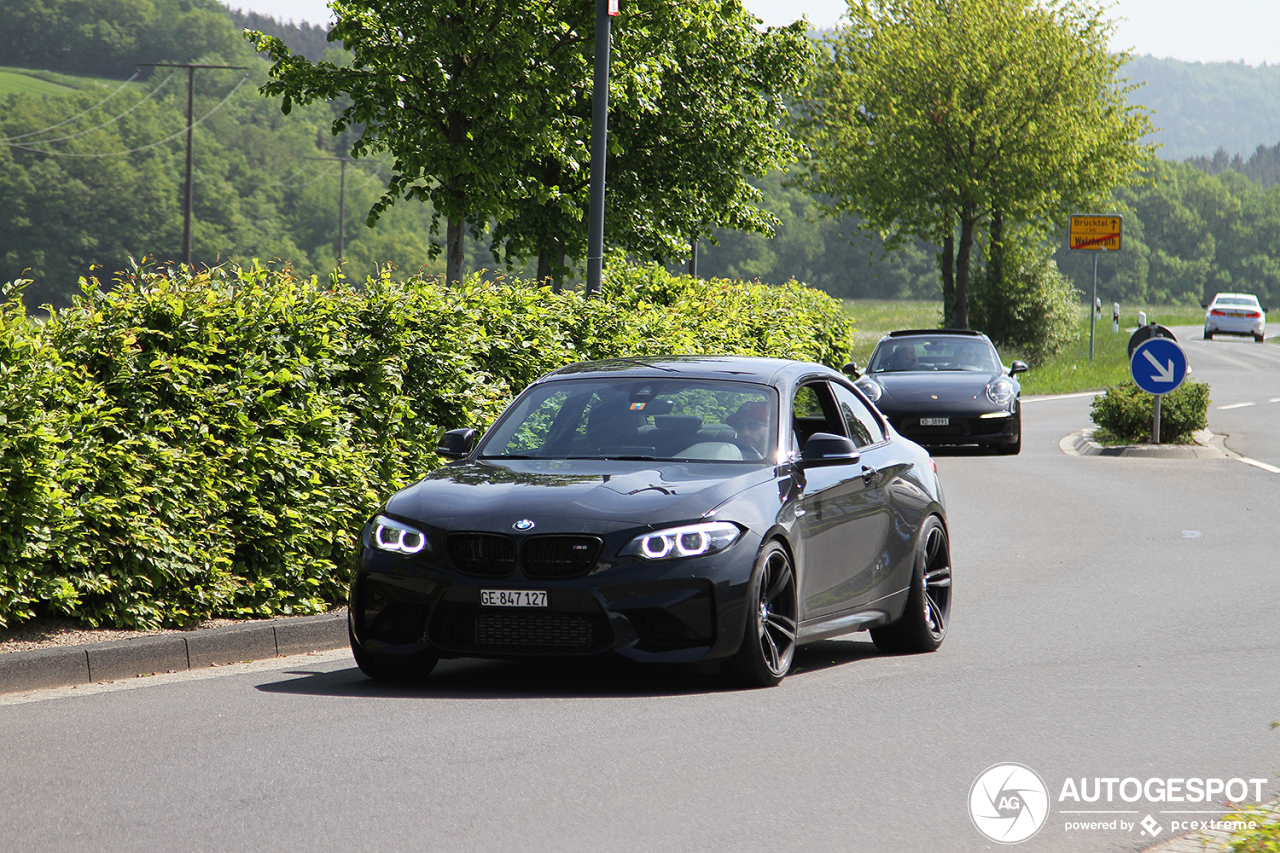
[513,519,536,531]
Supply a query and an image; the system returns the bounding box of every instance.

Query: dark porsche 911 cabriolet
[855,330,1027,455]
[349,356,951,688]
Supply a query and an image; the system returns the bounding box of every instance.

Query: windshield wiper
[565,454,658,461]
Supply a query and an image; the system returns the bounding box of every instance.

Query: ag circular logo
[969,763,1050,844]
[512,519,536,531]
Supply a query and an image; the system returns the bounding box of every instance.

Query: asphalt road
[2,333,1277,853]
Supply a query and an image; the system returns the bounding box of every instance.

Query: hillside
[1125,55,1280,161]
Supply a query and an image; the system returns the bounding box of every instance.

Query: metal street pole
[585,0,615,296]
[1089,252,1099,360]
[138,63,248,268]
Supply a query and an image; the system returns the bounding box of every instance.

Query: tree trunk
[940,222,956,327]
[536,240,565,292]
[989,209,1005,298]
[537,252,552,287]
[446,214,464,285]
[954,207,977,330]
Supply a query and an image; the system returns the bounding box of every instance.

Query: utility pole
[138,62,248,267]
[306,156,355,260]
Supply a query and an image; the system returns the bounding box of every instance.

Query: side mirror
[1009,361,1029,376]
[841,361,862,378]
[800,432,861,467]
[436,427,476,460]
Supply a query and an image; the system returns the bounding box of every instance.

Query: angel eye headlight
[372,515,428,555]
[624,521,742,562]
[986,377,1016,405]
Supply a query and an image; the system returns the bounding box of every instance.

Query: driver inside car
[726,401,771,459]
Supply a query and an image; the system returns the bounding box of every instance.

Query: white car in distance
[1203,292,1267,342]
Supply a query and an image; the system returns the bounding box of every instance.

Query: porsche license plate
[920,417,950,426]
[481,590,547,607]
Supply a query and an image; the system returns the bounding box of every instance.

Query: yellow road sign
[1069,214,1123,251]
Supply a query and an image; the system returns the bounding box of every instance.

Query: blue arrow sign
[1130,337,1188,395]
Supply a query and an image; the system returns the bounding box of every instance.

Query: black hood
[871,371,1000,404]
[383,458,776,533]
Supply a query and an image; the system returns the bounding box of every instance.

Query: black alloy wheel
[350,626,439,682]
[725,541,798,688]
[871,516,951,654]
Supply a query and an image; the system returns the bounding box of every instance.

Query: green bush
[969,241,1081,364]
[1089,379,1210,444]
[0,261,854,630]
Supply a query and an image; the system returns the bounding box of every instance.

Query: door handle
[861,465,876,485]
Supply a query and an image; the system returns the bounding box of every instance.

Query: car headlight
[621,521,742,561]
[371,515,429,554]
[856,379,883,402]
[986,377,1016,405]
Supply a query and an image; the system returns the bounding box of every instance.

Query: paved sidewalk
[0,610,348,695]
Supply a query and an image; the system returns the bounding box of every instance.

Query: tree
[488,0,815,286]
[250,0,813,287]
[250,0,596,284]
[792,0,1155,327]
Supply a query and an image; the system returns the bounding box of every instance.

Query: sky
[231,0,1280,66]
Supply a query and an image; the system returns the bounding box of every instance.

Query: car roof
[880,329,991,342]
[538,355,836,386]
[1211,293,1259,302]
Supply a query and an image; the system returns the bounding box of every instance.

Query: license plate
[481,590,547,607]
[920,417,950,426]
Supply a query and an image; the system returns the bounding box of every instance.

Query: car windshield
[868,337,1000,373]
[476,378,778,463]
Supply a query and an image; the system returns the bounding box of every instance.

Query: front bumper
[349,535,762,666]
[882,409,1018,447]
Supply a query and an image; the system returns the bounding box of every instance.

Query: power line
[2,72,178,148]
[137,62,249,266]
[0,70,146,143]
[2,74,248,158]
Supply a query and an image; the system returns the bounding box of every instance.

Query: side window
[832,382,886,448]
[791,382,846,447]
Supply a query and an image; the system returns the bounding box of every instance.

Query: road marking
[1022,392,1101,403]
[1237,456,1280,474]
[1218,402,1257,410]
[1270,398,1280,403]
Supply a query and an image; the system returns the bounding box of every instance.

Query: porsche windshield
[869,337,1000,373]
[477,378,778,463]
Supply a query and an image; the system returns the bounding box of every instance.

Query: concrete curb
[0,611,348,695]
[1061,428,1225,459]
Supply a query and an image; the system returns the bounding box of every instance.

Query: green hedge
[0,262,853,630]
[1089,379,1211,444]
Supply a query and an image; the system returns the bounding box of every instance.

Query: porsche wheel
[871,517,951,654]
[725,541,798,688]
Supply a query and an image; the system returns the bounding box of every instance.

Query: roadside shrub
[969,241,1081,364]
[1089,379,1210,444]
[0,261,853,630]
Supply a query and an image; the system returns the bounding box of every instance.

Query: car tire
[1204,328,1213,340]
[871,516,951,654]
[350,627,439,682]
[724,540,798,688]
[1255,333,1266,343]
